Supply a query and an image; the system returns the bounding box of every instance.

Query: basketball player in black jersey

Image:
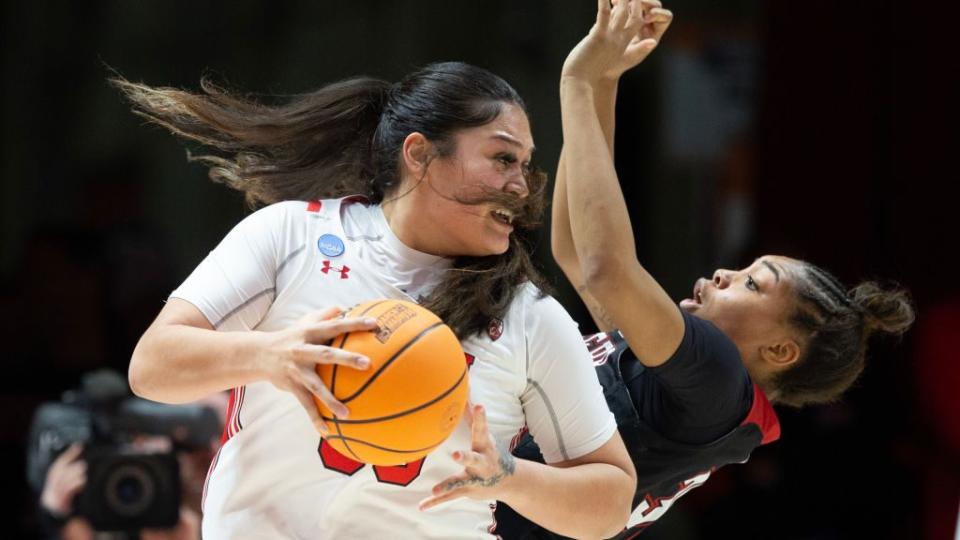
[495,1,914,538]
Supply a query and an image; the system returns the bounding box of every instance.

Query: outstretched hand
[418,404,517,511]
[562,0,673,83]
[260,306,380,436]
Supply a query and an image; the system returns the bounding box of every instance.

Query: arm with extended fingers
[558,0,683,366]
[420,404,635,539]
[130,300,378,435]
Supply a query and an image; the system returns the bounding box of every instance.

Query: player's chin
[457,228,511,257]
[460,239,510,258]
[482,234,512,256]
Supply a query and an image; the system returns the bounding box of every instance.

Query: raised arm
[558,0,680,366]
[551,78,620,332]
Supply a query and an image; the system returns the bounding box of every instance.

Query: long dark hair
[113,62,549,339]
[773,263,915,407]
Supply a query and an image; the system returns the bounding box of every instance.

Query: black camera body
[76,445,181,530]
[27,371,219,532]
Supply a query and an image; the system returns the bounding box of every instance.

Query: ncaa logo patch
[318,234,345,257]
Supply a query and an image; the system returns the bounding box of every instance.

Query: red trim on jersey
[232,386,245,437]
[201,447,221,512]
[741,384,780,445]
[219,388,236,445]
[623,523,653,539]
[306,200,322,213]
[206,386,245,511]
[508,426,528,453]
[220,386,246,444]
[487,502,501,537]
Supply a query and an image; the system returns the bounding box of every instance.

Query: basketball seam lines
[331,299,389,395]
[329,298,399,454]
[526,379,570,461]
[339,321,445,404]
[353,299,391,318]
[321,367,467,424]
[321,435,444,454]
[332,411,363,462]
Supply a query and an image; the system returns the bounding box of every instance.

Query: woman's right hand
[561,0,673,84]
[258,306,379,436]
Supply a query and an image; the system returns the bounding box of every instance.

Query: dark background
[2,1,958,538]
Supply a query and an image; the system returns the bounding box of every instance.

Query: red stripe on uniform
[508,426,528,453]
[307,200,322,213]
[219,388,237,445]
[741,384,781,445]
[623,524,652,539]
[231,386,245,438]
[219,386,245,445]
[201,447,221,512]
[206,385,245,511]
[488,502,499,535]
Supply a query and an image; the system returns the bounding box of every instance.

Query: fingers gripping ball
[314,299,469,466]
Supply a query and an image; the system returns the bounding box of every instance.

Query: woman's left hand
[562,0,673,84]
[419,403,517,511]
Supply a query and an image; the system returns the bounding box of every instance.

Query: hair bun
[850,281,915,336]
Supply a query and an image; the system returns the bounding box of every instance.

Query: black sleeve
[622,309,753,445]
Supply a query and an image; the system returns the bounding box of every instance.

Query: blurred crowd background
[1,1,957,538]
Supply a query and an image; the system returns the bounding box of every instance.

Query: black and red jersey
[496,311,780,539]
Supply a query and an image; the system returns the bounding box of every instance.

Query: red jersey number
[318,440,425,486]
[317,352,475,486]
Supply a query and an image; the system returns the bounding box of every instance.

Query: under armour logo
[320,260,350,279]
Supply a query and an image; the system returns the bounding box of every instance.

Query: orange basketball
[314,299,469,466]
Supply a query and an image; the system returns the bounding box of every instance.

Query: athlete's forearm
[552,80,622,331]
[560,78,638,286]
[130,324,268,404]
[551,79,617,270]
[560,77,686,365]
[593,78,618,153]
[550,147,579,273]
[499,458,634,539]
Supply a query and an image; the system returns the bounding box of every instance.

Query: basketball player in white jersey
[117,61,635,538]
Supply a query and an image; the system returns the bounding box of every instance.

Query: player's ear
[760,339,800,368]
[401,132,434,176]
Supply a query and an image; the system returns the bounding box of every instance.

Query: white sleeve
[169,201,305,331]
[521,293,618,463]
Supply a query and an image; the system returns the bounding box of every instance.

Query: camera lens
[116,476,143,503]
[104,464,155,516]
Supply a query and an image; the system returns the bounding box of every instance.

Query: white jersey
[170,198,617,539]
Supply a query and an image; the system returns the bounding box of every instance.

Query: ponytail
[851,282,915,337]
[115,63,551,339]
[773,262,916,408]
[112,75,389,206]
